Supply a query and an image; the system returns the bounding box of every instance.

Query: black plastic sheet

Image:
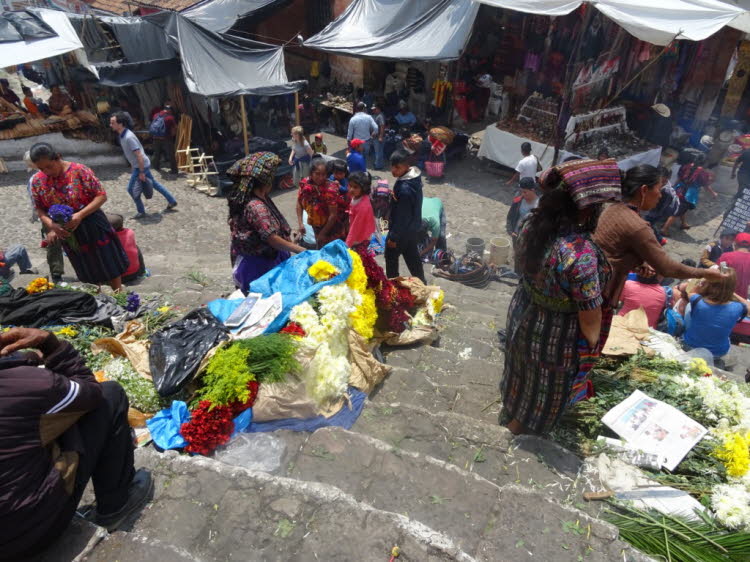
[1,11,56,42]
[149,308,229,397]
[0,288,98,328]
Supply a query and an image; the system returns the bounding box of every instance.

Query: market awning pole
[240,95,249,155]
[294,91,301,126]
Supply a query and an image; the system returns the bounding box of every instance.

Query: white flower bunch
[711,484,750,530]
[670,373,750,429]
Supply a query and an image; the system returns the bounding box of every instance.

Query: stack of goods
[0,110,100,141]
[515,92,558,140]
[564,106,655,159]
[552,351,750,559]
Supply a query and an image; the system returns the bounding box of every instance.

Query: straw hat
[652,104,671,118]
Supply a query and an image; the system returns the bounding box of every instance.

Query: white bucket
[489,236,511,266]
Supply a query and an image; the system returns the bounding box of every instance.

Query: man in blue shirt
[346,102,378,153]
[347,139,367,173]
[394,100,417,129]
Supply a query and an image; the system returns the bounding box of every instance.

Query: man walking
[150,103,178,175]
[506,142,539,186]
[371,104,386,170]
[110,111,178,219]
[347,102,378,159]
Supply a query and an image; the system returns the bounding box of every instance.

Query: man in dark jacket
[386,149,425,282]
[150,103,178,174]
[0,327,152,559]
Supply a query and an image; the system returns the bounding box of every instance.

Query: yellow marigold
[689,357,712,377]
[157,306,171,314]
[432,290,444,314]
[714,432,750,478]
[308,260,340,281]
[346,250,368,294]
[54,326,79,338]
[26,277,55,294]
[351,289,377,340]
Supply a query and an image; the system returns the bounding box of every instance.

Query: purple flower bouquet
[48,204,79,252]
[125,292,141,312]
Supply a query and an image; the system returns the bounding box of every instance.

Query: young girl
[329,158,349,193]
[296,159,344,248]
[289,126,313,188]
[682,267,748,359]
[663,154,718,235]
[346,171,376,249]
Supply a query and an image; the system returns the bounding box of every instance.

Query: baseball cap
[519,177,538,191]
[736,232,750,247]
[350,138,365,149]
[315,133,323,139]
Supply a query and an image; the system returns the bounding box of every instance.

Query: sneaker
[95,469,153,532]
[20,268,39,275]
[165,201,178,211]
[132,213,147,220]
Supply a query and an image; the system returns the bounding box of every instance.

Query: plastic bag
[149,308,229,396]
[146,401,189,450]
[214,432,287,473]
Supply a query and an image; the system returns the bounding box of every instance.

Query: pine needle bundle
[234,334,299,384]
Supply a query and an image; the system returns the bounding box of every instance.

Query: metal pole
[240,95,249,155]
[294,91,301,126]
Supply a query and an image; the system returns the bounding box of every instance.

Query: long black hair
[522,188,580,277]
[621,164,659,201]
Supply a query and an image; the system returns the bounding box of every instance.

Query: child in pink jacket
[346,171,376,249]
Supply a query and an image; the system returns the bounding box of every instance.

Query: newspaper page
[601,390,707,471]
[233,292,283,339]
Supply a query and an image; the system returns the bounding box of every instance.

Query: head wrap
[556,158,622,210]
[226,151,281,192]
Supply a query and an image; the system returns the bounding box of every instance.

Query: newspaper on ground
[601,389,707,471]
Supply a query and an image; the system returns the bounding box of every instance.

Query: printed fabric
[31,162,106,212]
[297,178,339,229]
[230,195,291,259]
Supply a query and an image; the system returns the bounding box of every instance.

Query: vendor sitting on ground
[21,87,39,116]
[0,79,21,110]
[0,327,152,560]
[108,214,146,284]
[700,230,736,269]
[48,85,74,116]
[506,177,540,237]
[418,196,447,259]
[0,245,37,280]
[682,269,749,360]
[618,270,673,329]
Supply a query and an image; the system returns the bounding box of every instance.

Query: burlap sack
[347,330,391,394]
[92,320,152,379]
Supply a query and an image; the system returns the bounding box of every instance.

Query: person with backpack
[149,104,178,175]
[110,112,178,219]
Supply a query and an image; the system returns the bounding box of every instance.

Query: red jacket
[0,337,102,558]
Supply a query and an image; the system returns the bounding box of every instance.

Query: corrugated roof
[85,0,202,16]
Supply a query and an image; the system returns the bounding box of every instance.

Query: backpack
[657,286,684,336]
[149,112,167,137]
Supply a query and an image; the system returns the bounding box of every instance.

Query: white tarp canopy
[181,0,287,34]
[304,0,480,61]
[0,8,94,71]
[474,0,746,45]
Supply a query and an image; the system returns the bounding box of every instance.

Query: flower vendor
[29,142,129,291]
[296,158,345,248]
[0,327,152,559]
[226,152,305,294]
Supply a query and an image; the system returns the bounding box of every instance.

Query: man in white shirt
[506,142,539,186]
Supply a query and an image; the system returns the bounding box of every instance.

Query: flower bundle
[347,250,377,340]
[180,401,235,455]
[280,322,306,338]
[234,334,299,384]
[103,357,164,413]
[713,431,750,479]
[26,277,54,294]
[125,292,141,313]
[194,344,256,407]
[54,326,79,338]
[48,204,79,252]
[308,260,340,281]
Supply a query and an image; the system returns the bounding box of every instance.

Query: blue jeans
[0,245,32,279]
[127,168,177,214]
[371,138,384,169]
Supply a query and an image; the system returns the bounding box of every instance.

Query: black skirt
[63,209,129,284]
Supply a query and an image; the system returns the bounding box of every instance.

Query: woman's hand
[66,212,82,232]
[50,222,70,239]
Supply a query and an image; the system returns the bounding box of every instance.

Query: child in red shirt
[108,213,146,283]
[346,171,376,249]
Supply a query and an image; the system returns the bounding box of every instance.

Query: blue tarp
[249,240,353,334]
[247,387,366,433]
[207,297,244,323]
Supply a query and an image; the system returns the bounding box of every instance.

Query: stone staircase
[38,277,651,561]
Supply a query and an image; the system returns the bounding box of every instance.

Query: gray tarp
[146,12,304,97]
[303,0,479,61]
[180,0,289,33]
[99,16,176,62]
[95,58,181,86]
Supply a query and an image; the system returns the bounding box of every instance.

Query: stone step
[127,447,474,561]
[353,401,584,504]
[86,531,200,561]
[131,430,640,562]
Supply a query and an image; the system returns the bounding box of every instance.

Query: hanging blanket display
[146,240,445,455]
